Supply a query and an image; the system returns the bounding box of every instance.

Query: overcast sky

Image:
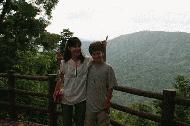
[46,0,190,40]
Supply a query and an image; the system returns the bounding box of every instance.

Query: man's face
[91,50,104,63]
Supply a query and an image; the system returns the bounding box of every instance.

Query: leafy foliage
[151,75,190,124]
[174,75,190,97]
[0,50,57,124]
[107,31,190,92]
[35,32,61,51]
[110,103,158,126]
[0,0,59,72]
[60,28,73,54]
[0,0,60,123]
[174,75,190,123]
[127,103,157,126]
[13,50,58,75]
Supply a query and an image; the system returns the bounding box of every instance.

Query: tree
[13,50,57,75]
[0,1,62,124]
[35,32,61,51]
[0,0,59,72]
[59,28,73,54]
[0,50,58,124]
[174,75,190,97]
[0,0,58,23]
[110,103,157,126]
[174,75,190,123]
[152,75,190,124]
[127,103,156,126]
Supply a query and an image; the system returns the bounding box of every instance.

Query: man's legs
[84,111,96,126]
[97,111,110,126]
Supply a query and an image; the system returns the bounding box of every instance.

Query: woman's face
[69,44,81,58]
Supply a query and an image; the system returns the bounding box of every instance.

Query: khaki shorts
[84,110,110,126]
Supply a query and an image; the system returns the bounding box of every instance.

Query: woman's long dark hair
[64,37,85,63]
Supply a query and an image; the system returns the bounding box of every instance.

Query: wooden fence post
[7,70,17,120]
[48,74,57,126]
[161,89,176,126]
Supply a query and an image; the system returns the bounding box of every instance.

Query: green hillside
[106,31,190,92]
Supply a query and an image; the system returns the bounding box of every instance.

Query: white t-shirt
[60,56,92,105]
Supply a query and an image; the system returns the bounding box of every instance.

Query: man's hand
[103,88,113,113]
[101,36,108,47]
[103,97,111,113]
[101,40,107,47]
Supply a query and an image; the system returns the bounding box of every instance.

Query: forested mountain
[82,31,190,92]
[105,31,190,92]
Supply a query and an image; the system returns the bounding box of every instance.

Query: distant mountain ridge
[105,31,190,92]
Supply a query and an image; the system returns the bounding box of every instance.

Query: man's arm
[103,88,113,112]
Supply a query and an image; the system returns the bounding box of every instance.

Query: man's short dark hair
[89,41,104,55]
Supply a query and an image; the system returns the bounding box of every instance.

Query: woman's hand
[53,79,62,102]
[53,89,62,103]
[53,88,59,102]
[56,49,63,65]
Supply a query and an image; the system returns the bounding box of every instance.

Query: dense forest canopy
[0,0,60,73]
[106,31,190,92]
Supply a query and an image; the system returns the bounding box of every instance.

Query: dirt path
[0,119,47,126]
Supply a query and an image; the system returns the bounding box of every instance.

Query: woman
[53,37,92,126]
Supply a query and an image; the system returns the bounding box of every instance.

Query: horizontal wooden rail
[175,120,190,126]
[0,71,57,126]
[0,88,9,92]
[0,101,9,106]
[15,89,48,98]
[114,86,190,108]
[112,86,190,126]
[175,96,190,106]
[15,74,48,81]
[0,101,48,113]
[111,102,161,123]
[0,101,62,116]
[0,73,7,77]
[16,103,48,113]
[110,119,125,126]
[113,86,163,100]
[1,73,49,81]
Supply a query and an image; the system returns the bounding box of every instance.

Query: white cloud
[46,0,190,40]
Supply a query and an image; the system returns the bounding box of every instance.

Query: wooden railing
[111,86,190,126]
[0,71,59,126]
[0,71,190,126]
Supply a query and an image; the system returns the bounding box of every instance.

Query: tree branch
[0,0,11,24]
[0,0,5,4]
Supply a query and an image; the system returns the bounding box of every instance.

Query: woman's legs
[62,104,73,126]
[74,101,86,126]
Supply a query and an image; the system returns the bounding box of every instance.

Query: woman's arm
[53,73,64,102]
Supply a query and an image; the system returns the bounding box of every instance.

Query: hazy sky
[46,0,190,40]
